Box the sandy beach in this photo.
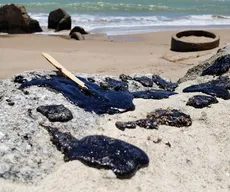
[1,29,230,81]
[1,29,230,192]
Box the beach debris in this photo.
[186,95,218,108]
[115,121,136,131]
[135,118,158,129]
[133,76,153,87]
[0,4,42,34]
[115,109,191,130]
[119,74,132,82]
[132,89,177,99]
[118,73,178,92]
[37,105,73,122]
[45,126,149,178]
[42,52,88,90]
[48,8,71,31]
[115,118,158,131]
[152,75,178,91]
[171,30,219,52]
[87,77,96,82]
[165,142,171,148]
[6,99,15,106]
[183,84,230,100]
[13,75,27,84]
[20,75,135,114]
[22,90,30,95]
[101,77,128,91]
[201,54,230,76]
[147,109,192,127]
[69,26,89,35]
[152,138,162,144]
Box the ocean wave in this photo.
[1,1,230,17]
[1,0,230,14]
[212,14,230,19]
[14,2,170,12]
[29,12,230,35]
[2,2,211,13]
[30,12,230,26]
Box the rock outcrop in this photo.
[48,8,71,32]
[69,26,89,35]
[178,43,230,83]
[70,32,85,40]
[0,4,42,34]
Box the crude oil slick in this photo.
[116,109,192,130]
[44,126,149,178]
[186,95,218,108]
[19,74,178,114]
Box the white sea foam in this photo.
[29,13,230,35]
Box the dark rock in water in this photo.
[0,4,42,34]
[147,109,192,127]
[48,8,71,31]
[133,76,153,87]
[28,19,42,33]
[135,118,158,129]
[45,126,149,178]
[186,95,218,108]
[56,16,71,32]
[69,26,88,35]
[201,54,230,76]
[132,89,177,99]
[37,105,73,122]
[13,75,27,84]
[183,84,230,100]
[19,75,135,114]
[119,74,132,82]
[70,32,84,40]
[115,121,136,131]
[152,75,178,91]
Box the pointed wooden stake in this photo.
[42,52,88,90]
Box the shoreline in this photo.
[36,24,230,36]
[89,24,230,36]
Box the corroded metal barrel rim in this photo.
[171,30,220,52]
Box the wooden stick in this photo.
[42,52,88,90]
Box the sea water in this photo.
[1,0,230,35]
